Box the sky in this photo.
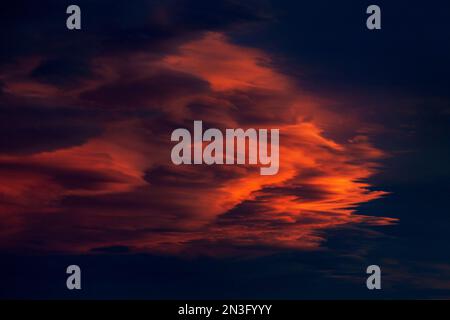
[1,0,450,299]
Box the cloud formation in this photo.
[0,4,396,255]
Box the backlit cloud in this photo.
[0,31,396,255]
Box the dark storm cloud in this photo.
[0,104,102,154]
[143,165,243,188]
[1,0,271,66]
[0,0,271,155]
[30,58,92,87]
[81,69,210,108]
[171,0,271,30]
[0,160,123,190]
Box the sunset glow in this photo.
[0,32,396,255]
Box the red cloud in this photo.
[0,32,396,255]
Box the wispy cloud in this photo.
[0,20,395,255]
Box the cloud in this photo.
[80,69,210,109]
[0,104,102,154]
[0,23,396,255]
[1,0,270,67]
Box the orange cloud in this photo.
[0,32,396,255]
